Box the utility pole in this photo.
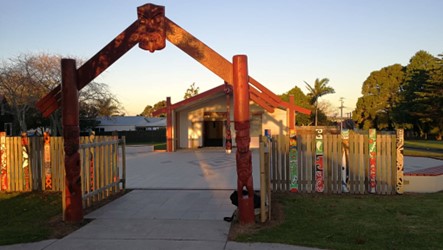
[339,97,345,129]
[339,97,345,118]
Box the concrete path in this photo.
[1,146,440,250]
[125,148,261,190]
[42,190,234,250]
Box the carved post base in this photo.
[233,55,254,224]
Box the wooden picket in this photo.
[79,135,125,208]
[0,135,126,208]
[263,128,401,195]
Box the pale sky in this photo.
[1,0,442,116]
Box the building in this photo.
[0,95,13,135]
[153,83,310,151]
[95,116,166,132]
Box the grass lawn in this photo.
[404,140,443,150]
[0,191,125,246]
[233,192,443,250]
[404,140,443,159]
[153,142,166,150]
[0,192,63,245]
[125,142,166,150]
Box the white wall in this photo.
[262,107,288,138]
[176,95,289,149]
[178,95,227,149]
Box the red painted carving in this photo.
[225,82,232,154]
[89,131,95,191]
[0,132,7,191]
[63,125,82,221]
[61,59,82,223]
[44,132,52,190]
[233,55,254,224]
[166,97,173,152]
[137,3,166,52]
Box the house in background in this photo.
[95,116,166,133]
[153,83,310,151]
[0,95,14,135]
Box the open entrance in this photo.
[35,3,310,224]
[203,120,223,147]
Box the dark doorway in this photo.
[203,121,223,147]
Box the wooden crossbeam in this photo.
[36,21,140,117]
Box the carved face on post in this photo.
[137,4,166,53]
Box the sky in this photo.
[1,0,442,116]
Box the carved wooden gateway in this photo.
[36,3,310,224]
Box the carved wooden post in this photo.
[233,55,254,224]
[166,97,173,152]
[0,132,7,191]
[44,132,52,190]
[21,132,31,191]
[396,129,404,194]
[225,82,232,154]
[288,95,299,193]
[61,59,83,223]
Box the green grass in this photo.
[404,140,443,159]
[0,192,62,245]
[404,148,443,159]
[153,142,166,150]
[405,140,443,150]
[125,142,166,150]
[235,192,443,250]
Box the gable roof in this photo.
[96,116,166,127]
[152,83,311,116]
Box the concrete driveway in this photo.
[125,148,261,190]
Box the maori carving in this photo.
[137,3,166,52]
[235,124,251,154]
[368,129,377,193]
[315,129,324,193]
[235,120,254,220]
[44,132,52,190]
[64,126,81,194]
[341,129,350,193]
[225,82,232,154]
[89,131,95,191]
[21,132,30,191]
[0,132,7,191]
[289,128,298,192]
[396,129,404,194]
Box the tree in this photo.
[79,82,124,117]
[353,64,405,130]
[279,85,313,125]
[78,81,124,131]
[141,105,154,117]
[183,82,199,99]
[96,98,122,117]
[0,54,56,134]
[0,53,123,135]
[396,50,441,138]
[140,100,166,117]
[408,52,443,139]
[317,100,335,117]
[304,78,335,126]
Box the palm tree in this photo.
[96,98,122,117]
[304,78,335,126]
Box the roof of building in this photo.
[152,83,311,116]
[96,116,166,127]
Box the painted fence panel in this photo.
[264,129,401,194]
[0,135,125,208]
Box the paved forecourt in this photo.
[124,148,262,190]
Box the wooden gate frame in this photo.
[36,3,310,224]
